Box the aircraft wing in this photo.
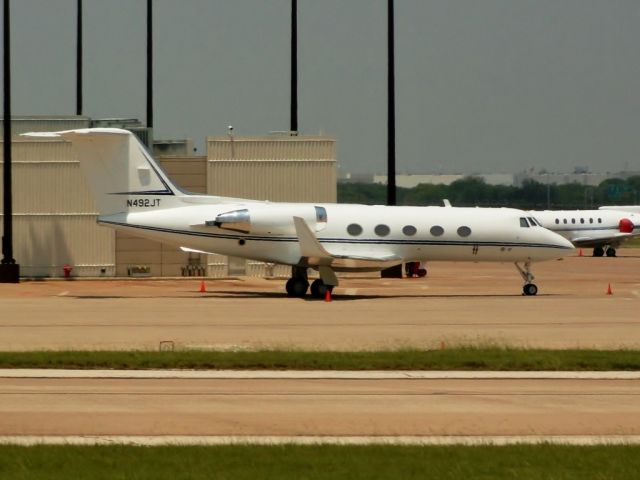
[293,216,402,269]
[570,232,637,247]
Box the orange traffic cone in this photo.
[199,280,206,293]
[606,283,612,295]
[578,249,583,257]
[325,288,332,302]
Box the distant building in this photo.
[340,173,516,187]
[514,170,640,187]
[339,170,640,188]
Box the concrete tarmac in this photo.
[1,252,639,350]
[1,372,639,437]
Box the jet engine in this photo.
[207,205,327,235]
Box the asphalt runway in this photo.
[1,371,639,438]
[1,252,639,350]
[1,254,640,444]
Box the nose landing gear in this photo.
[515,261,538,296]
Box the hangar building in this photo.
[0,116,336,278]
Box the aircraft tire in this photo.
[593,247,605,257]
[606,248,616,257]
[286,278,309,297]
[310,279,332,299]
[523,283,538,296]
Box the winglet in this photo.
[293,216,333,265]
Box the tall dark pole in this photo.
[1,0,19,282]
[387,0,396,206]
[76,0,82,115]
[381,0,402,279]
[290,0,298,133]
[146,0,153,129]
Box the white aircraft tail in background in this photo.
[24,128,574,297]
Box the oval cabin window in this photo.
[402,225,417,236]
[374,224,390,237]
[457,226,472,237]
[430,225,444,236]
[346,223,363,236]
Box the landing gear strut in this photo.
[514,261,538,296]
[286,266,309,297]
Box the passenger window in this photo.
[430,225,444,236]
[374,224,390,237]
[580,218,584,224]
[555,219,559,224]
[520,218,529,228]
[563,219,567,224]
[346,224,362,236]
[571,218,576,224]
[457,226,472,237]
[598,218,602,223]
[589,218,593,224]
[402,225,417,236]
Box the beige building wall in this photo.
[206,135,337,276]
[0,138,115,277]
[207,135,336,202]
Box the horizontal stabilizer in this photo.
[180,246,213,254]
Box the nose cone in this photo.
[619,218,634,234]
[545,229,575,256]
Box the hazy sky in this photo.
[5,0,640,175]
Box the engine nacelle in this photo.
[208,205,327,235]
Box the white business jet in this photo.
[599,205,640,213]
[529,209,640,257]
[24,129,573,297]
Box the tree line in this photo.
[338,176,640,210]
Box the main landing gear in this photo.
[514,261,538,296]
[285,266,309,297]
[285,266,335,299]
[593,246,616,257]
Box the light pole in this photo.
[1,0,19,282]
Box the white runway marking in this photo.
[1,369,640,380]
[1,435,640,446]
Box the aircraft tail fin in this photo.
[21,128,183,216]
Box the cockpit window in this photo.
[526,217,538,227]
[519,217,529,228]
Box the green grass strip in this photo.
[1,444,639,480]
[0,347,639,370]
